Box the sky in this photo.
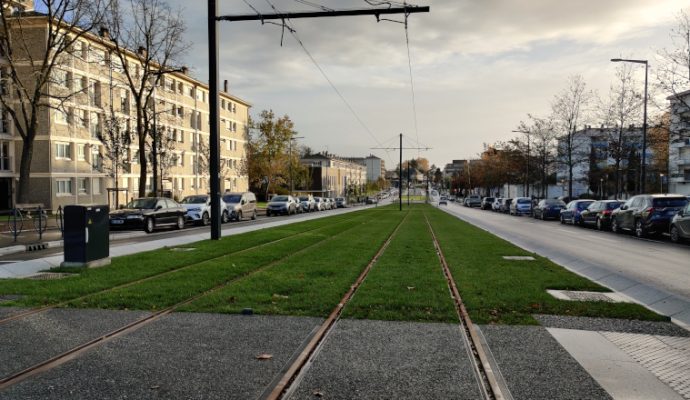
[163,0,688,169]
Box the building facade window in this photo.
[55,142,71,159]
[54,108,68,125]
[0,141,10,171]
[78,177,88,194]
[92,177,101,194]
[77,144,86,161]
[56,179,72,195]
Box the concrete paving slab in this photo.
[548,328,684,400]
[596,274,639,292]
[479,325,611,400]
[579,265,616,281]
[0,313,323,400]
[622,284,674,305]
[0,308,151,379]
[651,297,690,319]
[534,315,690,337]
[289,319,482,399]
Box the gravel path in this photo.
[534,315,690,336]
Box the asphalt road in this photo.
[440,202,690,302]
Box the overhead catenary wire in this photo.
[403,5,420,157]
[250,0,395,164]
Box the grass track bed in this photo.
[0,210,377,308]
[68,213,377,310]
[342,209,458,323]
[179,211,405,316]
[424,206,666,325]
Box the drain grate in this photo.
[603,332,690,399]
[547,289,631,303]
[24,272,75,280]
[26,243,47,251]
[502,256,535,261]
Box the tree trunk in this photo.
[16,138,34,204]
[136,107,147,196]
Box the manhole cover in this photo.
[547,289,630,303]
[503,256,535,261]
[170,247,196,252]
[25,272,75,280]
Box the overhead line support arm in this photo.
[217,7,430,22]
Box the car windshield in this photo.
[544,199,564,206]
[606,202,623,209]
[577,201,594,210]
[299,196,309,201]
[653,198,688,208]
[222,195,241,203]
[336,197,344,201]
[272,196,289,202]
[180,196,207,204]
[517,198,531,204]
[126,198,157,209]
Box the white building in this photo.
[668,90,690,195]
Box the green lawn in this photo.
[0,204,666,326]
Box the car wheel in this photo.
[635,219,645,238]
[611,218,620,233]
[222,210,229,224]
[251,211,257,220]
[176,216,185,230]
[237,211,243,221]
[670,225,681,243]
[596,218,603,231]
[201,212,210,226]
[266,210,271,217]
[144,217,155,234]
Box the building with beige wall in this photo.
[0,0,250,211]
[301,153,366,198]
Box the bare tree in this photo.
[0,0,107,203]
[98,114,131,207]
[103,0,188,197]
[552,75,592,198]
[656,10,690,108]
[598,63,643,198]
[516,115,558,198]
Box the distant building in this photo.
[300,153,366,197]
[343,154,385,182]
[667,90,690,195]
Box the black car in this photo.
[481,197,495,210]
[611,194,688,238]
[670,201,690,243]
[109,197,186,233]
[532,199,566,220]
[579,200,623,230]
[560,200,595,225]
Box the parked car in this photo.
[509,197,532,216]
[335,197,347,208]
[328,198,337,210]
[222,191,257,221]
[670,200,690,243]
[366,196,378,205]
[266,195,298,216]
[578,200,623,230]
[464,195,482,207]
[560,199,595,225]
[492,198,503,211]
[298,195,316,213]
[481,197,495,210]
[439,196,448,206]
[611,194,688,237]
[314,197,326,211]
[532,199,566,220]
[109,197,186,233]
[500,198,513,213]
[180,195,228,225]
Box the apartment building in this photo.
[344,155,385,182]
[668,90,690,195]
[300,153,366,197]
[0,0,250,211]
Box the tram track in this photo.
[0,212,373,326]
[0,212,384,390]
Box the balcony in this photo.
[676,158,690,166]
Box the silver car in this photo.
[180,195,229,225]
[222,192,257,221]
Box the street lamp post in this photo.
[660,173,665,194]
[611,58,648,193]
[288,136,304,195]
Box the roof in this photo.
[667,88,690,101]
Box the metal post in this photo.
[399,133,402,211]
[641,62,648,193]
[526,133,530,197]
[407,161,410,207]
[208,0,221,239]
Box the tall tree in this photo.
[246,110,297,200]
[657,10,690,109]
[0,0,107,203]
[103,0,188,197]
[598,63,643,198]
[552,75,592,199]
[517,115,559,198]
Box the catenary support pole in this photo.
[399,133,402,211]
[208,0,221,240]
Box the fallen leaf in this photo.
[150,385,160,390]
[272,293,289,299]
[256,353,273,361]
[407,286,415,291]
[312,389,324,397]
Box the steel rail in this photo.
[265,212,409,400]
[0,212,372,326]
[424,214,504,400]
[0,212,382,390]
